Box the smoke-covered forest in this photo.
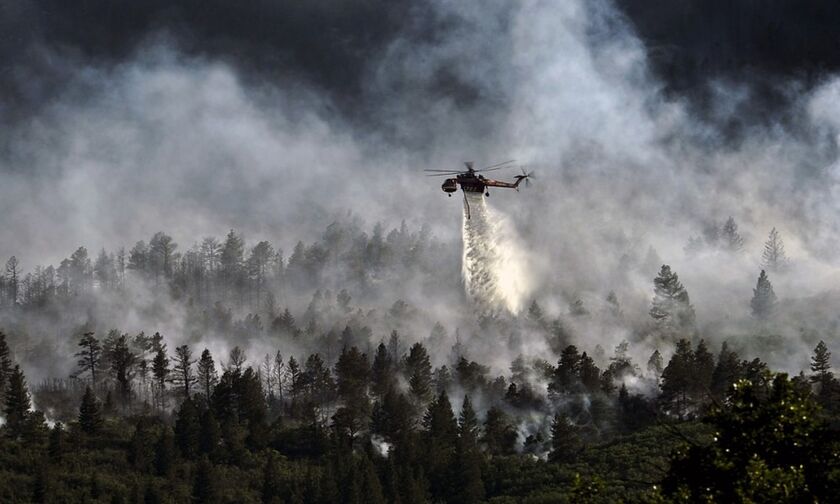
[6,0,840,502]
[0,214,839,503]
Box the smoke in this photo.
[6,0,840,392]
[461,193,534,316]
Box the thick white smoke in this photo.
[461,192,535,315]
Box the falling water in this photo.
[462,193,534,316]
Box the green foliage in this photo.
[663,373,840,501]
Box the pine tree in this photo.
[405,343,433,403]
[549,345,581,395]
[0,331,13,402]
[455,395,484,504]
[721,216,744,252]
[692,340,715,400]
[481,406,517,455]
[647,349,663,380]
[750,270,777,320]
[4,365,30,438]
[174,398,200,458]
[197,348,218,399]
[4,256,19,306]
[75,332,102,386]
[810,341,833,387]
[172,344,196,398]
[659,339,694,418]
[371,342,393,397]
[761,227,789,272]
[108,334,136,403]
[78,386,103,435]
[711,342,741,399]
[152,344,170,408]
[650,265,695,331]
[549,412,580,463]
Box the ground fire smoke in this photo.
[461,193,534,316]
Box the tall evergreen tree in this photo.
[108,334,136,403]
[455,395,484,504]
[761,227,789,272]
[371,342,393,397]
[4,256,19,306]
[721,216,744,252]
[0,331,14,402]
[197,348,218,399]
[481,406,517,456]
[4,365,30,438]
[810,341,833,387]
[75,332,102,386]
[152,344,170,408]
[172,344,196,398]
[549,412,581,463]
[647,349,663,380]
[659,339,694,418]
[750,270,777,320]
[711,342,741,399]
[650,265,695,331]
[78,386,103,435]
[174,398,200,458]
[405,343,433,403]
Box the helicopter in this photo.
[425,160,533,219]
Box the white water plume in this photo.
[462,193,534,315]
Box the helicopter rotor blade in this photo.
[480,159,516,170]
[424,169,463,173]
[474,165,515,173]
[426,173,459,177]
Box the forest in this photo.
[0,217,837,503]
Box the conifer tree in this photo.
[172,344,196,398]
[78,386,103,435]
[481,406,517,455]
[659,339,694,418]
[711,342,741,399]
[0,331,13,402]
[371,342,393,397]
[175,398,200,458]
[4,365,30,438]
[810,341,833,387]
[650,265,695,331]
[405,343,433,403]
[455,395,484,504]
[108,334,136,402]
[761,227,788,272]
[75,332,102,386]
[152,344,170,408]
[750,270,777,320]
[549,412,580,463]
[692,339,715,399]
[647,349,663,380]
[197,348,218,400]
[721,216,744,252]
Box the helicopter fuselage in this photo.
[441,170,524,196]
